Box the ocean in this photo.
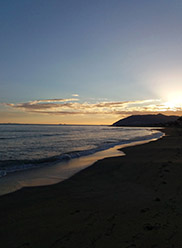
[0,124,163,178]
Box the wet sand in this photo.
[1,127,182,248]
[0,137,161,196]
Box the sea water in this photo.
[0,124,163,177]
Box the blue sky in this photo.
[1,0,182,124]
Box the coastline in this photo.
[0,130,163,196]
[1,127,182,247]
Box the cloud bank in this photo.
[3,97,178,117]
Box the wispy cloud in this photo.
[3,98,169,116]
[29,98,79,104]
[72,94,79,97]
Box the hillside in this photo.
[112,114,179,127]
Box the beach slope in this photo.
[0,128,182,248]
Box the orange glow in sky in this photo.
[1,96,182,125]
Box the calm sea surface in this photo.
[0,125,163,177]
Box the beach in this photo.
[0,127,182,248]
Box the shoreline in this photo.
[1,127,182,247]
[0,130,163,196]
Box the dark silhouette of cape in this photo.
[112,114,179,127]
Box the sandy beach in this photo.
[0,127,182,248]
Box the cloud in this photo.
[72,94,79,97]
[3,98,79,110]
[29,98,79,104]
[3,98,170,116]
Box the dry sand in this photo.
[0,127,182,248]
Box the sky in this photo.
[1,0,182,124]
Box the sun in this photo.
[163,93,182,110]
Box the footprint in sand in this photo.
[143,223,161,231]
[154,197,161,202]
[140,208,150,213]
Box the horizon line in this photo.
[0,123,107,126]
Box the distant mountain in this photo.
[170,116,182,127]
[112,114,179,127]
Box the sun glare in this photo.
[163,93,182,110]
